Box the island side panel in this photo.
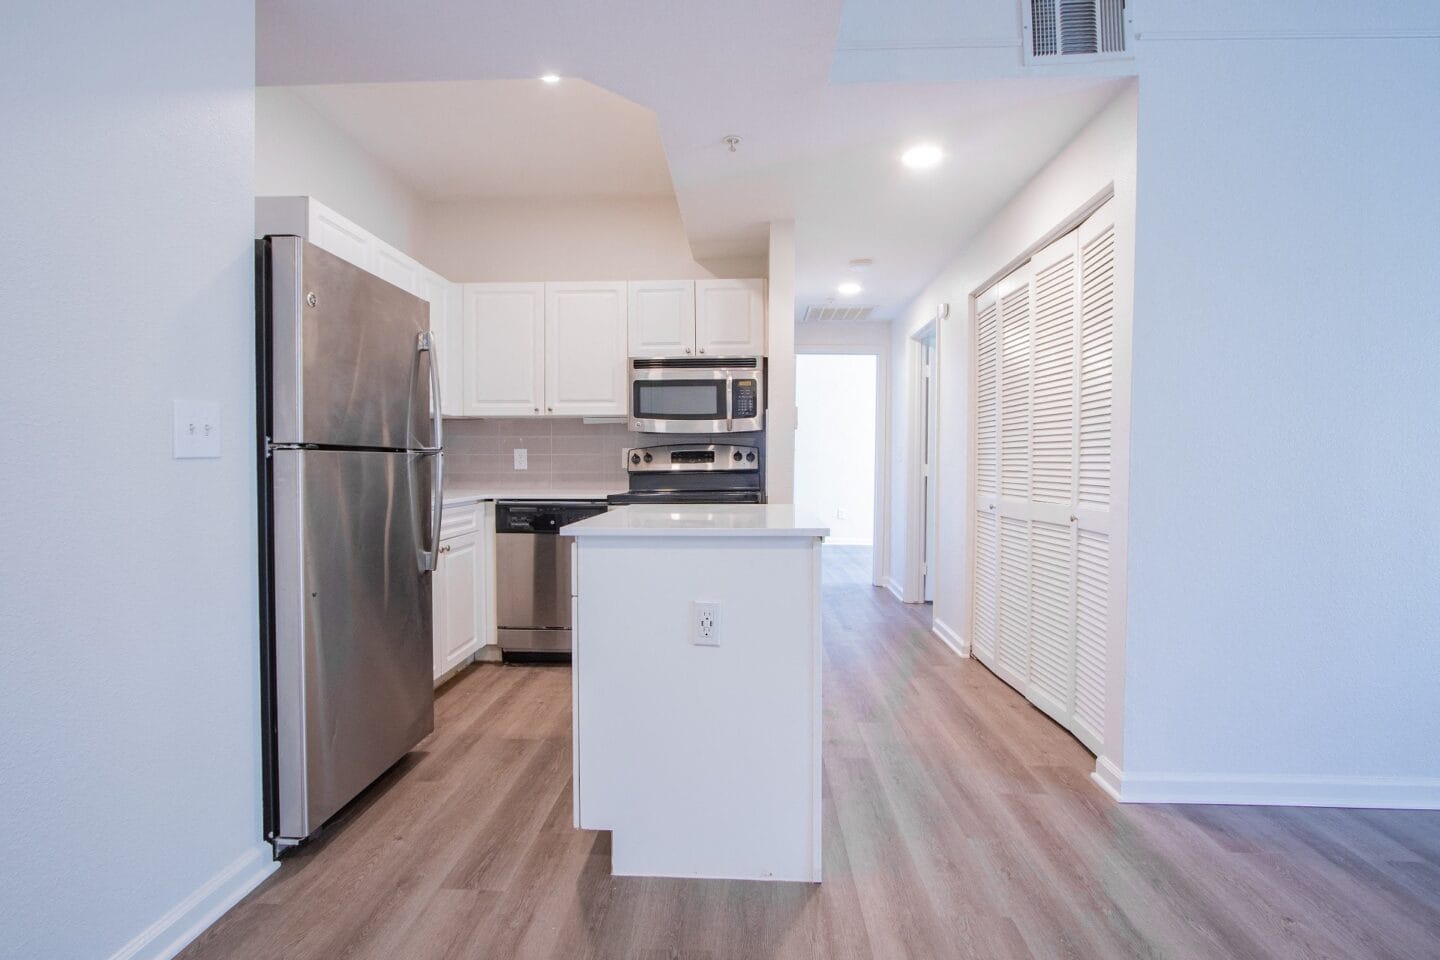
[573,534,821,882]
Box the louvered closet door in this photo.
[1069,200,1120,753]
[992,266,1032,693]
[1025,231,1081,728]
[968,200,1119,758]
[971,287,1000,666]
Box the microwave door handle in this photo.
[725,374,733,432]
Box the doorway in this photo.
[795,354,880,580]
[920,333,938,603]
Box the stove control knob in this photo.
[733,451,743,461]
[745,452,756,462]
[643,453,654,463]
[630,453,641,465]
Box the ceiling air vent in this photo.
[1025,0,1128,60]
[802,304,876,324]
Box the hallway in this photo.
[182,546,1440,960]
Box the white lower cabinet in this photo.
[433,502,494,684]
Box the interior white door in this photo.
[545,282,628,416]
[1024,231,1082,727]
[695,279,766,356]
[629,280,695,357]
[462,283,546,417]
[971,286,1000,665]
[1070,201,1121,753]
[993,264,1033,693]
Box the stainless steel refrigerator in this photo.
[256,236,442,851]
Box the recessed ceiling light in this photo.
[540,74,561,84]
[837,282,863,297]
[901,143,944,170]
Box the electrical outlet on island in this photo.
[513,448,528,470]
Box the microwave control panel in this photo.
[732,379,759,419]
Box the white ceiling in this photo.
[290,80,673,200]
[257,0,1131,320]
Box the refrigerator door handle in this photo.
[418,331,444,573]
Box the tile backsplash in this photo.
[443,418,632,488]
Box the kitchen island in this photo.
[560,504,828,882]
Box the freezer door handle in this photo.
[418,331,444,573]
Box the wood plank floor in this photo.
[181,546,1440,960]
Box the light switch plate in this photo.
[513,448,528,470]
[173,400,221,459]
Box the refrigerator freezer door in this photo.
[271,447,436,841]
[268,236,433,450]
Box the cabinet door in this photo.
[545,282,628,416]
[462,283,546,417]
[372,243,420,294]
[306,202,373,272]
[628,281,695,357]
[695,279,766,357]
[436,532,479,680]
[417,270,463,417]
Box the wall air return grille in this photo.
[802,304,876,324]
[1026,0,1128,60]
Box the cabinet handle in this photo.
[548,405,554,412]
[699,347,705,354]
[439,543,452,554]
[685,347,692,354]
[1070,515,1078,523]
[533,406,539,413]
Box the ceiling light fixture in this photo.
[837,281,863,297]
[540,74,561,84]
[901,143,944,170]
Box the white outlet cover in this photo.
[513,448,528,470]
[692,600,721,646]
[173,400,221,459]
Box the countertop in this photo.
[560,504,830,539]
[442,483,626,507]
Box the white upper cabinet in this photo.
[307,203,373,272]
[546,282,629,416]
[695,279,766,357]
[372,244,421,294]
[416,269,462,417]
[462,283,547,417]
[629,280,697,357]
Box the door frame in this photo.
[902,315,941,604]
[794,344,890,587]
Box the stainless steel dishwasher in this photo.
[495,500,607,661]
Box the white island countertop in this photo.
[561,503,830,539]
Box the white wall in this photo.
[1120,24,1440,803]
[795,355,878,544]
[256,86,425,255]
[415,196,764,282]
[891,85,1138,675]
[766,221,798,503]
[0,3,273,959]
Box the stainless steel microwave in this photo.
[629,357,764,433]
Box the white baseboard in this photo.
[882,577,906,603]
[1091,755,1124,801]
[108,845,277,960]
[1093,762,1440,809]
[931,618,969,658]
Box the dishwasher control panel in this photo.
[496,500,608,534]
